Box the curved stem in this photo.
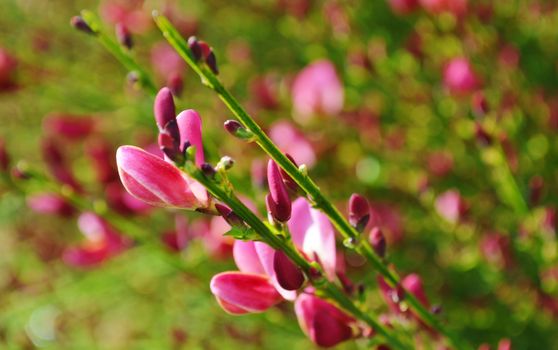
[153,14,467,350]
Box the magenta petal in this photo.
[295,294,354,348]
[176,109,204,166]
[266,160,291,222]
[289,197,314,248]
[210,272,283,314]
[116,146,203,209]
[63,246,109,267]
[233,240,265,275]
[402,273,429,308]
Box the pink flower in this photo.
[435,189,466,224]
[420,0,468,16]
[269,121,316,167]
[294,293,355,347]
[210,197,337,309]
[388,0,419,15]
[0,48,17,91]
[443,57,479,95]
[63,212,131,267]
[43,113,96,141]
[151,42,186,94]
[116,102,209,210]
[27,193,74,217]
[99,0,151,34]
[291,60,344,123]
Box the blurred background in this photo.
[1,0,558,349]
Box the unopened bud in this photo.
[369,227,386,258]
[205,50,219,75]
[217,156,234,171]
[158,132,181,162]
[280,153,299,193]
[115,23,133,49]
[348,193,370,232]
[188,36,202,61]
[273,250,304,290]
[224,120,254,140]
[0,138,9,172]
[266,160,291,222]
[215,203,244,227]
[70,16,95,35]
[471,92,489,118]
[154,87,177,132]
[201,163,216,178]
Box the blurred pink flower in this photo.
[99,0,151,34]
[43,113,96,141]
[291,60,344,123]
[420,0,468,16]
[480,233,513,269]
[63,212,131,267]
[27,193,74,217]
[0,48,17,91]
[151,42,186,95]
[388,0,419,15]
[435,189,466,224]
[269,121,316,167]
[294,293,356,347]
[443,57,479,95]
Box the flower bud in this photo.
[266,160,291,222]
[201,163,217,178]
[280,153,299,193]
[348,193,370,232]
[369,227,386,258]
[224,120,254,141]
[70,16,95,35]
[205,50,219,75]
[215,203,244,228]
[217,156,235,171]
[115,23,133,49]
[273,250,304,291]
[0,138,9,172]
[154,87,177,132]
[187,36,202,61]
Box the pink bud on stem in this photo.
[115,23,133,49]
[369,227,386,258]
[266,160,291,222]
[70,16,95,35]
[348,193,370,232]
[273,250,304,291]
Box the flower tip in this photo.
[348,193,370,231]
[154,87,176,130]
[273,250,305,291]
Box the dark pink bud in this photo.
[215,203,244,228]
[115,23,133,49]
[475,122,492,146]
[158,132,181,162]
[529,175,544,206]
[402,274,429,308]
[187,36,202,60]
[266,160,291,222]
[154,87,177,131]
[0,138,9,172]
[224,120,254,140]
[471,92,489,117]
[198,41,211,59]
[42,138,82,192]
[280,153,299,193]
[369,227,386,258]
[348,193,370,231]
[70,16,94,35]
[205,50,219,75]
[273,250,304,291]
[201,163,217,178]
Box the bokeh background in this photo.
[1,0,558,349]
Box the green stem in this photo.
[153,13,466,350]
[185,166,409,350]
[80,10,157,95]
